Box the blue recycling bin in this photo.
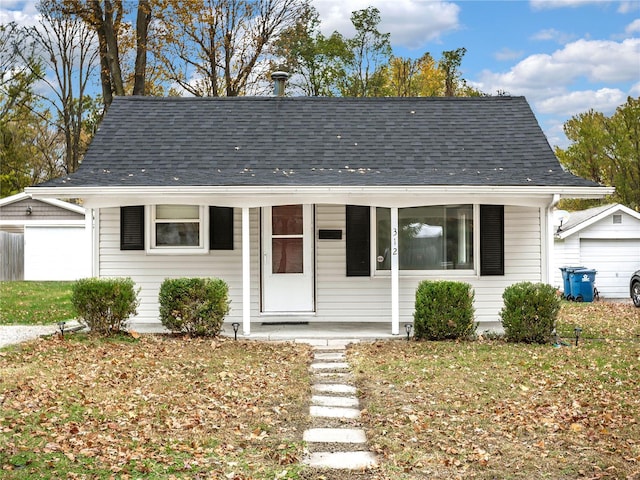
[569,268,597,302]
[559,266,585,299]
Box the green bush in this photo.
[413,280,475,340]
[159,277,230,337]
[500,282,560,344]
[71,278,139,335]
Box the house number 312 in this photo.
[392,227,398,256]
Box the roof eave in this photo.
[26,184,614,209]
[557,202,640,239]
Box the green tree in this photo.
[556,96,640,211]
[0,23,42,124]
[339,6,391,97]
[272,5,350,96]
[440,47,467,97]
[0,22,55,197]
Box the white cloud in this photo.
[531,28,577,44]
[312,0,460,50]
[494,48,524,61]
[0,0,39,26]
[475,38,640,98]
[618,1,640,14]
[536,88,626,116]
[626,19,640,34]
[530,0,609,11]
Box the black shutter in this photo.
[210,206,234,250]
[120,206,144,250]
[346,205,370,276]
[480,205,504,276]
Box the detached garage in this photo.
[554,204,640,298]
[0,193,91,281]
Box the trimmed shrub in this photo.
[71,277,139,335]
[413,280,475,340]
[159,277,230,337]
[500,282,560,344]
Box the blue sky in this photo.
[314,0,640,147]
[2,0,639,148]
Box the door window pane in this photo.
[272,205,303,235]
[272,238,303,273]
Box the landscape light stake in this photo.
[574,327,582,346]
[405,323,413,340]
[231,322,240,341]
[58,321,66,337]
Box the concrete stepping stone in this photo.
[312,384,356,395]
[314,352,345,361]
[304,451,378,469]
[312,395,359,407]
[313,372,351,379]
[310,362,349,370]
[312,345,346,352]
[303,428,367,444]
[310,405,361,419]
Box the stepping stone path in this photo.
[302,342,378,471]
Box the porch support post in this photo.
[242,207,251,336]
[391,207,400,335]
[85,208,95,277]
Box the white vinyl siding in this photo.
[99,207,260,327]
[98,204,543,331]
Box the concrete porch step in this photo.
[313,352,346,361]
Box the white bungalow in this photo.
[27,94,612,334]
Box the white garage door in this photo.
[580,239,640,298]
[24,225,90,281]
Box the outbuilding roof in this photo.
[37,96,597,188]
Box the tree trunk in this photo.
[133,0,151,96]
[100,0,125,96]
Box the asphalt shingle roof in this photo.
[39,96,598,188]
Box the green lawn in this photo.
[0,281,75,325]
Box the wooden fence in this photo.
[0,231,24,281]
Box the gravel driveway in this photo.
[0,323,82,348]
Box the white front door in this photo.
[262,204,315,312]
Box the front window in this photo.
[150,205,205,251]
[376,205,473,271]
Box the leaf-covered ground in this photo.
[348,302,640,479]
[0,335,311,479]
[1,301,639,479]
[556,301,640,340]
